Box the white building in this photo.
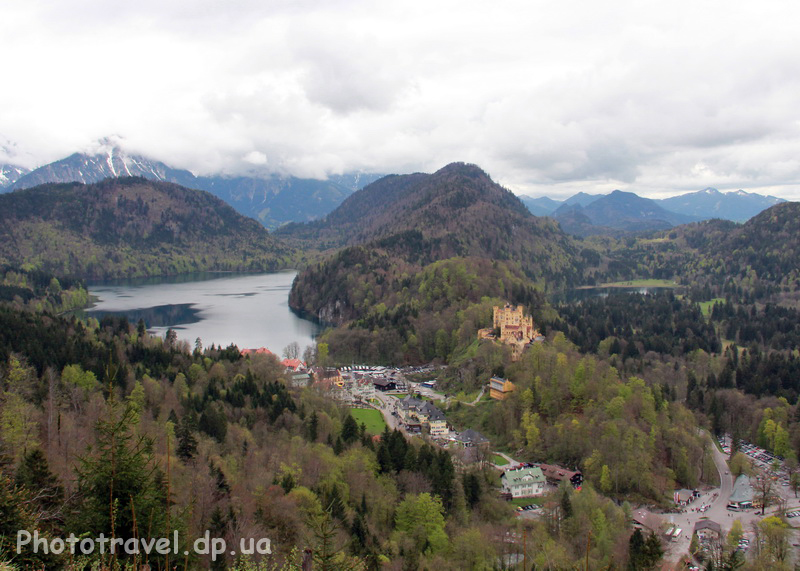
[501,466,546,498]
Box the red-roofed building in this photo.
[282,358,305,372]
[242,347,273,356]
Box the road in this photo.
[660,432,800,563]
[372,392,403,432]
[659,433,738,562]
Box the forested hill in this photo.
[0,177,294,279]
[283,162,582,278]
[604,201,800,302]
[277,162,576,263]
[679,201,800,297]
[287,163,592,363]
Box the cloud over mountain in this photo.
[3,0,800,199]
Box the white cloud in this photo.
[2,0,800,199]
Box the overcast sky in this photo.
[2,0,799,199]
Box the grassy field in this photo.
[698,298,725,317]
[349,407,387,434]
[492,453,509,466]
[451,390,481,404]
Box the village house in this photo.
[693,519,722,542]
[281,358,306,372]
[501,466,546,498]
[241,347,273,357]
[489,376,516,400]
[451,429,491,464]
[373,378,397,392]
[632,510,666,538]
[538,463,584,488]
[290,372,310,388]
[673,489,697,506]
[452,428,490,448]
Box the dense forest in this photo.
[0,298,680,570]
[0,178,294,279]
[3,168,800,569]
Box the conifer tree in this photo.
[341,414,359,444]
[16,448,63,526]
[69,400,168,563]
[176,412,198,462]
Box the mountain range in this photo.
[2,141,790,238]
[2,144,381,230]
[519,187,787,235]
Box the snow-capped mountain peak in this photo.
[0,164,30,190]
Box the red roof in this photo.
[282,358,304,370]
[242,347,272,355]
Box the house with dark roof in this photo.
[538,463,583,488]
[453,429,490,448]
[397,396,448,436]
[373,378,397,392]
[693,519,722,541]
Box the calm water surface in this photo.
[86,271,320,352]
[551,286,678,304]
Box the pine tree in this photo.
[69,400,168,563]
[176,412,199,462]
[628,528,645,570]
[462,472,481,508]
[16,448,64,527]
[341,414,359,444]
[334,436,345,455]
[0,474,61,569]
[307,411,319,441]
[325,484,346,521]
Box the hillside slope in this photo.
[280,163,579,277]
[285,163,589,362]
[0,177,293,279]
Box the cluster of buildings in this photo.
[396,395,448,436]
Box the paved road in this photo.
[660,433,736,562]
[372,392,403,432]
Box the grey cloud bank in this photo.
[2,0,799,200]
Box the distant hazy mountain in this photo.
[657,187,786,222]
[554,190,697,236]
[0,164,29,189]
[8,144,379,229]
[563,192,603,207]
[519,195,563,216]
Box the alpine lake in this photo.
[82,271,320,353]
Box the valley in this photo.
[1,162,800,570]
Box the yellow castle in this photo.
[478,303,540,360]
